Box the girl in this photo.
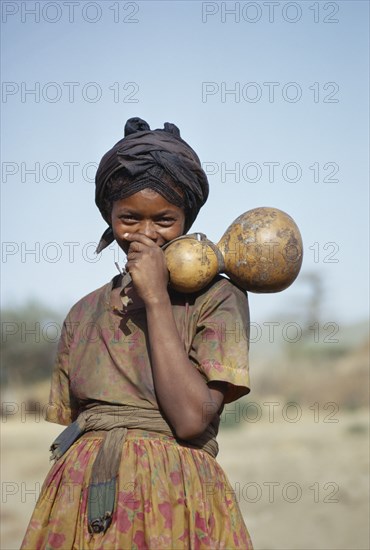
[21,118,253,549]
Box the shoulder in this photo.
[171,276,249,323]
[195,276,249,309]
[65,276,118,321]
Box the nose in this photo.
[140,221,158,241]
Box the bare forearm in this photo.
[122,232,225,438]
[145,294,221,439]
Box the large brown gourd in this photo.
[164,207,303,293]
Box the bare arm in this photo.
[124,233,226,440]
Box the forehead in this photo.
[112,188,185,215]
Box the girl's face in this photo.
[111,188,186,254]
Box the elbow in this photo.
[176,426,206,441]
[173,414,208,441]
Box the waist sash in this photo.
[50,404,219,534]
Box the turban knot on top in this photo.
[95,117,209,253]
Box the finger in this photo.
[125,260,139,272]
[127,240,145,254]
[123,232,158,247]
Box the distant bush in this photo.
[1,302,62,387]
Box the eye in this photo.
[119,215,138,224]
[156,217,175,226]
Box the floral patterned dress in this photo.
[21,275,253,549]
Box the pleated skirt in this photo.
[21,430,253,549]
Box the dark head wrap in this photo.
[95,117,209,253]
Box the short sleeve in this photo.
[189,280,250,403]
[45,315,79,425]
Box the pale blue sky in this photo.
[1,0,369,325]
